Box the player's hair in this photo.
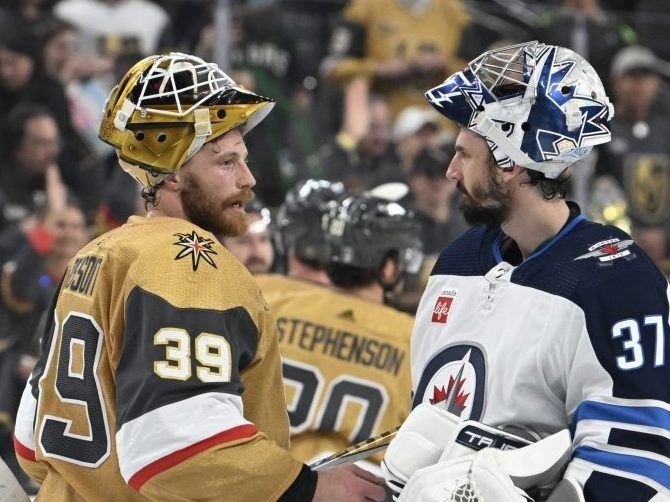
[487,147,571,201]
[326,250,399,289]
[524,168,571,200]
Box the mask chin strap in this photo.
[181,108,213,166]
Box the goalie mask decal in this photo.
[413,344,485,420]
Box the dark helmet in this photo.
[277,179,345,266]
[326,194,423,273]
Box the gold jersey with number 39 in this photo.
[14,216,304,502]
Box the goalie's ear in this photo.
[498,429,572,491]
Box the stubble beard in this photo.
[180,174,252,237]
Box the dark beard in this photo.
[180,175,252,237]
[458,178,512,228]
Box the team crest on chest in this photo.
[574,238,635,264]
[173,231,218,271]
[413,344,486,420]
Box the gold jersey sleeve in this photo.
[256,274,414,465]
[328,0,470,118]
[14,217,306,502]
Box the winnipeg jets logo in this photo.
[414,344,486,420]
[173,231,218,271]
[429,350,472,416]
[574,238,634,263]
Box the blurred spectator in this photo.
[407,146,466,256]
[533,0,636,89]
[593,45,670,273]
[595,46,670,231]
[0,0,55,37]
[0,165,89,491]
[40,19,114,155]
[323,0,470,121]
[54,0,170,57]
[0,105,60,230]
[310,93,400,194]
[222,198,275,274]
[0,104,102,227]
[393,105,444,175]
[0,29,92,167]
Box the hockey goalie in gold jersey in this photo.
[258,183,422,468]
[13,53,385,502]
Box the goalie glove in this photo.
[398,429,572,502]
[381,404,532,499]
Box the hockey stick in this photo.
[309,425,400,471]
[0,455,30,502]
[311,353,474,471]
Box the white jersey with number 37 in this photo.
[411,215,670,501]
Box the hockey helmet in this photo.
[99,52,274,188]
[245,197,273,235]
[425,41,614,179]
[326,194,423,274]
[277,179,345,266]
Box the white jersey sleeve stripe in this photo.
[13,381,37,460]
[572,400,670,432]
[116,391,255,489]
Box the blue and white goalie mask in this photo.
[425,41,614,179]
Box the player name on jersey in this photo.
[65,254,103,296]
[276,316,405,376]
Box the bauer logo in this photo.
[432,294,455,324]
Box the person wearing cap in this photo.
[13,52,385,502]
[594,45,670,271]
[393,106,444,174]
[222,198,276,275]
[382,41,670,501]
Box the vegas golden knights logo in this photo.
[624,153,670,225]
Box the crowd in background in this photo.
[1,0,670,492]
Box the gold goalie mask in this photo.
[99,52,275,189]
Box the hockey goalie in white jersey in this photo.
[382,41,670,501]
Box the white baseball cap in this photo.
[393,106,440,141]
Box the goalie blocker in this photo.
[382,404,576,501]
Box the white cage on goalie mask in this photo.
[425,41,614,179]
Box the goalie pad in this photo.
[546,478,585,502]
[398,429,572,502]
[381,404,533,498]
